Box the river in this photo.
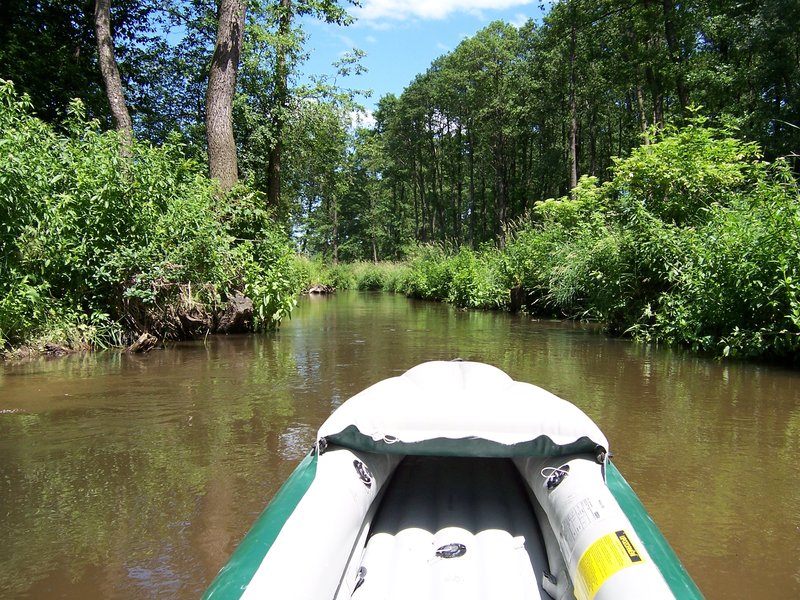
[1,292,798,598]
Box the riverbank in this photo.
[321,120,800,362]
[0,81,302,358]
[3,78,798,363]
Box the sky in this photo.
[299,0,547,119]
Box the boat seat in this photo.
[350,456,550,600]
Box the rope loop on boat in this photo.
[353,459,374,488]
[313,437,328,456]
[541,464,570,490]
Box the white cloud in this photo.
[510,12,530,28]
[350,109,376,130]
[365,35,378,44]
[338,34,356,48]
[354,0,536,22]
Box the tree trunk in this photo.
[332,191,339,264]
[662,0,689,113]
[94,0,133,148]
[568,18,579,192]
[468,131,476,248]
[636,81,650,144]
[206,0,246,194]
[589,109,597,176]
[455,124,463,244]
[412,159,420,242]
[496,168,508,248]
[642,0,664,127]
[268,0,292,209]
[416,147,429,242]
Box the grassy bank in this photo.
[6,73,797,364]
[325,119,800,361]
[295,258,410,294]
[0,81,302,355]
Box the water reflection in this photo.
[1,291,799,599]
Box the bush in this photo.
[297,259,411,294]
[379,263,412,293]
[446,247,507,309]
[401,245,507,309]
[504,117,800,359]
[353,263,385,291]
[610,115,762,225]
[632,163,800,357]
[0,80,299,349]
[402,245,455,301]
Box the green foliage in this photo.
[610,116,763,225]
[446,248,507,309]
[631,162,800,357]
[366,1,799,253]
[292,255,331,290]
[326,263,357,291]
[0,81,299,349]
[379,263,412,293]
[297,259,410,293]
[351,263,385,291]
[501,119,800,359]
[403,245,457,302]
[403,245,507,309]
[347,262,412,292]
[0,0,106,123]
[313,115,800,362]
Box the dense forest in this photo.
[367,0,800,252]
[1,0,799,359]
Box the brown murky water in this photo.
[1,292,799,599]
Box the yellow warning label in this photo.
[574,530,646,600]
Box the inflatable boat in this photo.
[203,361,703,600]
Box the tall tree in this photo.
[262,0,355,209]
[206,0,246,193]
[267,0,292,208]
[94,0,133,147]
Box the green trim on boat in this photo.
[606,460,704,599]
[202,451,318,599]
[328,424,604,458]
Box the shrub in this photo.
[610,115,762,225]
[446,247,507,309]
[0,80,299,349]
[632,162,800,358]
[504,117,800,358]
[327,263,357,291]
[379,263,412,293]
[353,263,385,291]
[402,245,455,301]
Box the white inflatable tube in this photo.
[516,455,674,600]
[242,447,401,600]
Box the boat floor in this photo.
[351,456,550,600]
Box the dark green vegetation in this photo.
[0,81,300,350]
[316,119,800,359]
[403,122,800,360]
[312,0,800,360]
[0,0,358,352]
[1,0,799,360]
[360,0,800,251]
